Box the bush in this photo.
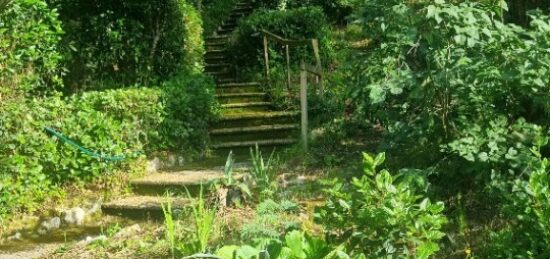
[343,1,549,168]
[228,7,333,74]
[0,0,64,99]
[483,138,550,257]
[316,152,447,258]
[52,0,204,92]
[252,0,355,24]
[0,73,217,220]
[201,0,239,36]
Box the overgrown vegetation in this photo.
[2,0,549,258]
[0,0,215,221]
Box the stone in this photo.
[76,235,107,246]
[113,224,142,240]
[40,217,61,232]
[147,157,161,173]
[7,232,22,241]
[62,207,86,226]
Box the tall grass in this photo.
[187,184,216,254]
[161,193,177,258]
[250,144,278,192]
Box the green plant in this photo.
[228,7,333,74]
[483,137,550,257]
[181,185,217,255]
[0,73,216,220]
[316,152,447,258]
[0,0,64,99]
[216,230,350,259]
[201,0,239,36]
[249,145,278,197]
[51,0,204,91]
[215,151,252,206]
[240,199,300,247]
[162,194,177,258]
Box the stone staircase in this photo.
[205,1,300,156]
[102,0,299,218]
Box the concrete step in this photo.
[206,63,231,73]
[205,35,229,44]
[206,43,227,51]
[216,92,267,104]
[221,102,272,109]
[207,71,235,79]
[211,124,300,135]
[102,196,191,219]
[130,170,233,195]
[210,124,299,143]
[212,138,298,149]
[217,28,234,35]
[217,77,237,84]
[216,82,262,94]
[217,110,300,128]
[205,55,227,64]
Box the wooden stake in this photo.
[300,60,308,152]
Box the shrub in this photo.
[0,72,216,220]
[483,138,550,257]
[343,1,549,168]
[201,0,239,36]
[316,152,447,258]
[52,0,204,92]
[228,7,333,74]
[0,96,144,218]
[0,0,64,99]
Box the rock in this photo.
[113,224,142,240]
[62,207,86,226]
[147,157,161,173]
[39,217,61,232]
[76,235,107,246]
[7,232,22,241]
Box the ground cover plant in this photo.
[0,0,548,258]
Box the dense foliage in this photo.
[51,0,204,92]
[228,7,333,74]
[253,0,355,24]
[0,0,64,99]
[324,0,550,256]
[317,153,447,258]
[0,72,216,219]
[201,0,239,36]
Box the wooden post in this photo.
[300,60,308,152]
[311,39,324,98]
[285,44,291,93]
[263,35,270,86]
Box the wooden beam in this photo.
[261,29,311,45]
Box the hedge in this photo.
[0,72,217,219]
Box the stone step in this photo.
[206,63,231,73]
[205,35,229,44]
[206,43,227,52]
[211,124,300,135]
[207,71,235,79]
[217,28,234,35]
[206,49,227,55]
[210,124,299,143]
[217,77,237,84]
[216,92,267,104]
[216,83,262,94]
[130,170,232,195]
[212,138,298,149]
[221,102,272,109]
[205,55,227,64]
[217,110,300,128]
[102,196,191,219]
